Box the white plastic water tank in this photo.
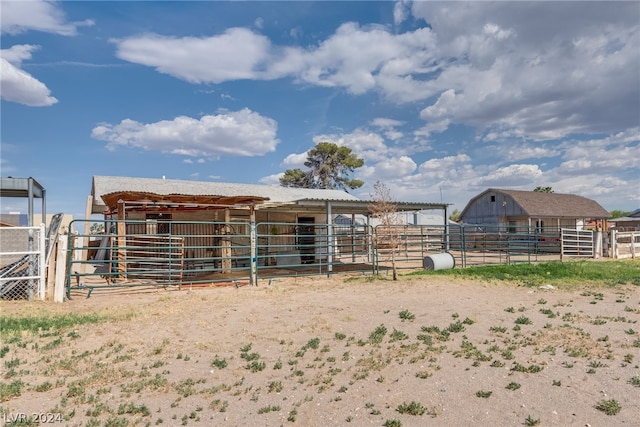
[422,252,455,270]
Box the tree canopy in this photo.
[533,186,554,193]
[279,142,364,191]
[610,210,631,219]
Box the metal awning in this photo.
[0,177,46,226]
[258,199,449,216]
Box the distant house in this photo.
[610,209,640,231]
[459,188,611,231]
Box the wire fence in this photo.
[0,225,46,300]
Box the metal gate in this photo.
[0,224,46,300]
[561,228,594,258]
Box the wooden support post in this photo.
[250,205,257,286]
[117,200,126,279]
[222,208,232,272]
[80,195,92,273]
[54,234,67,303]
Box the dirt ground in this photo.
[1,274,639,426]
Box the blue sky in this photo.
[1,0,639,220]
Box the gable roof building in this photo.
[460,188,611,229]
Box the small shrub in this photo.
[369,324,387,344]
[389,328,408,342]
[595,399,621,415]
[268,381,283,393]
[0,380,23,400]
[476,390,492,398]
[397,401,426,416]
[524,415,541,426]
[399,310,415,321]
[447,321,465,333]
[257,405,280,414]
[35,381,53,392]
[515,316,532,325]
[211,356,227,369]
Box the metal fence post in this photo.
[38,223,46,300]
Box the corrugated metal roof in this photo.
[92,175,360,211]
[90,175,448,215]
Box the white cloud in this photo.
[503,145,560,162]
[91,108,279,157]
[393,0,410,26]
[0,45,58,106]
[371,117,405,141]
[410,1,639,139]
[371,118,404,128]
[112,3,638,144]
[1,0,93,36]
[259,173,283,185]
[478,164,543,187]
[367,156,417,180]
[114,28,273,84]
[281,152,307,168]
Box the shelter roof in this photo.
[0,177,45,198]
[91,176,448,216]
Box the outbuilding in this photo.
[459,188,611,232]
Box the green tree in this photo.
[280,142,364,191]
[449,209,461,222]
[533,186,554,193]
[610,210,631,219]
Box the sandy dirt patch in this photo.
[1,275,639,426]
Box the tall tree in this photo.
[280,142,364,191]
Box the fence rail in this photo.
[561,228,594,259]
[611,230,639,259]
[64,220,575,297]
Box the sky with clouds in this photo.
[1,0,639,219]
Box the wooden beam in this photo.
[117,200,126,280]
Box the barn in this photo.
[460,188,611,232]
[77,176,449,287]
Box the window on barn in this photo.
[508,221,517,234]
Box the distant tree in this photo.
[449,209,461,222]
[610,210,631,219]
[280,142,364,191]
[534,186,554,193]
[368,181,401,280]
[90,223,105,234]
